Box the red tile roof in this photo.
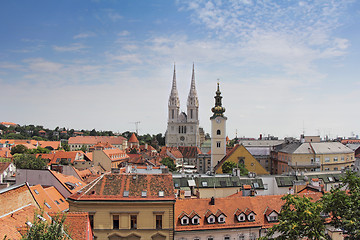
[68,173,175,201]
[128,133,139,143]
[0,122,17,126]
[103,149,129,162]
[0,148,12,158]
[68,136,126,145]
[178,146,202,159]
[29,185,69,212]
[38,141,60,150]
[0,162,11,174]
[0,204,37,239]
[50,170,87,194]
[49,212,93,240]
[174,192,323,231]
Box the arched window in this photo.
[184,126,187,133]
[217,129,221,135]
[179,126,181,133]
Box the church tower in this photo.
[210,82,227,171]
[168,64,180,123]
[165,64,201,147]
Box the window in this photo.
[141,191,147,197]
[192,217,199,225]
[123,191,129,197]
[202,181,208,187]
[172,109,174,119]
[207,216,215,224]
[156,215,162,229]
[218,216,225,223]
[324,168,330,171]
[249,233,256,240]
[44,202,51,209]
[191,109,193,119]
[113,215,119,229]
[34,189,39,194]
[334,167,338,171]
[334,157,338,162]
[89,214,94,229]
[238,234,245,240]
[207,237,214,240]
[181,217,189,225]
[59,198,64,202]
[130,215,137,229]
[194,238,200,240]
[325,157,330,162]
[217,129,221,135]
[216,142,221,148]
[158,191,164,197]
[269,216,278,221]
[55,200,60,205]
[248,214,255,221]
[238,214,245,222]
[341,156,345,161]
[224,236,230,240]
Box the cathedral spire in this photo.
[169,63,180,107]
[187,63,199,107]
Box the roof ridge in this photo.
[82,173,108,196]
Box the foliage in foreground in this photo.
[13,154,48,170]
[222,161,248,175]
[21,211,70,240]
[160,157,177,172]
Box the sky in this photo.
[1,0,360,139]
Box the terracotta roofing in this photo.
[68,173,175,201]
[341,139,360,144]
[50,170,87,194]
[139,144,156,152]
[29,185,68,212]
[160,147,183,159]
[264,207,278,216]
[91,141,114,150]
[178,146,202,158]
[128,133,139,143]
[49,212,93,240]
[68,136,126,145]
[0,204,37,239]
[103,149,129,162]
[38,141,60,150]
[43,151,84,165]
[0,148,12,158]
[0,162,11,174]
[0,122,17,126]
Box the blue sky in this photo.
[1,0,360,139]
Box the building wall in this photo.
[69,200,174,240]
[93,150,111,171]
[215,145,269,175]
[175,227,261,240]
[198,186,242,199]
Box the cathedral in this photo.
[165,64,201,147]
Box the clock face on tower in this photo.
[216,118,221,124]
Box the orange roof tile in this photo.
[68,136,126,145]
[30,185,68,213]
[50,170,87,194]
[128,133,139,143]
[0,122,17,126]
[0,148,12,158]
[68,173,175,201]
[38,141,60,150]
[103,148,129,162]
[0,162,12,174]
[0,204,37,239]
[44,186,69,212]
[49,212,93,240]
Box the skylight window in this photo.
[44,202,51,209]
[141,191,147,197]
[202,181,208,187]
[253,182,259,188]
[34,189,39,195]
[123,191,129,197]
[158,191,164,197]
[59,199,64,202]
[55,200,60,205]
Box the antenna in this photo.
[129,121,141,135]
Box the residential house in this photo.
[214,144,269,175]
[16,169,86,198]
[68,136,128,151]
[93,148,130,171]
[0,162,16,188]
[274,140,354,173]
[68,173,176,240]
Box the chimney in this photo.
[209,196,215,205]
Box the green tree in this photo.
[80,145,88,152]
[260,194,326,240]
[160,157,177,172]
[59,142,70,151]
[0,157,11,162]
[28,147,50,154]
[221,161,248,175]
[322,170,360,239]
[13,154,48,170]
[10,144,28,155]
[22,211,70,240]
[222,161,237,173]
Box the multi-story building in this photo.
[273,137,355,173]
[68,136,127,151]
[165,64,201,147]
[68,173,176,240]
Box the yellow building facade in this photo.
[214,144,269,175]
[68,173,175,240]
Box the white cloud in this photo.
[73,32,96,39]
[53,43,88,52]
[118,30,130,37]
[23,58,63,73]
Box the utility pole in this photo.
[130,121,141,135]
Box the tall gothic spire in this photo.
[169,63,180,107]
[211,81,226,119]
[187,63,199,107]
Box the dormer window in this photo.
[218,216,225,223]
[181,216,189,225]
[207,215,215,224]
[192,217,199,225]
[248,213,255,221]
[269,215,278,222]
[237,213,246,222]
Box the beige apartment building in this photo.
[68,173,175,240]
[277,140,354,173]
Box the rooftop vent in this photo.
[141,191,147,197]
[209,196,215,205]
[123,191,129,197]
